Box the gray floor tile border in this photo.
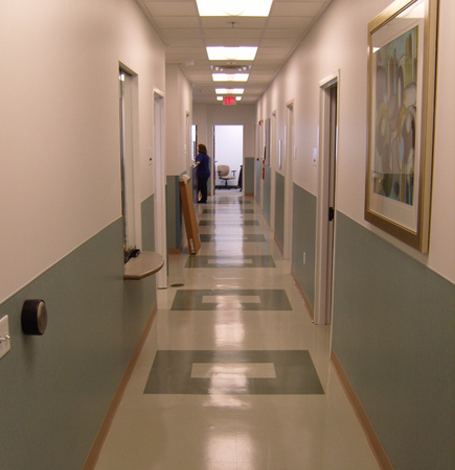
[199,220,259,226]
[144,350,325,395]
[199,234,266,242]
[171,289,292,311]
[185,255,275,268]
[203,209,255,214]
[206,200,252,205]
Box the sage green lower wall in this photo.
[274,172,285,250]
[333,212,455,470]
[291,184,316,307]
[166,175,183,251]
[263,166,271,224]
[0,217,157,470]
[244,157,255,194]
[255,159,261,205]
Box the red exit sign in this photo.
[223,96,236,106]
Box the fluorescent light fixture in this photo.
[212,73,249,82]
[207,46,257,61]
[196,0,273,17]
[215,88,244,95]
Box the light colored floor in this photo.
[94,190,380,470]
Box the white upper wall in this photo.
[0,0,166,303]
[256,0,454,283]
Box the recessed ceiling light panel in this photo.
[215,88,245,95]
[207,46,257,61]
[196,0,273,17]
[212,73,249,82]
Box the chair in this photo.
[217,164,236,189]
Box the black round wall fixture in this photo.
[21,300,48,335]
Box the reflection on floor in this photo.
[93,190,381,470]
[144,350,324,395]
[171,289,292,311]
[185,255,275,268]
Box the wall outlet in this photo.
[0,315,11,360]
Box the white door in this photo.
[315,75,339,325]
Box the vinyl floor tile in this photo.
[93,192,381,470]
[171,289,292,311]
[200,234,266,242]
[144,350,324,395]
[185,255,275,268]
[199,220,259,226]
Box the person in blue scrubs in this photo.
[194,143,211,203]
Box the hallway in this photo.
[93,191,380,470]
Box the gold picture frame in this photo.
[365,0,439,252]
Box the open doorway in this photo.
[119,68,139,263]
[214,125,243,189]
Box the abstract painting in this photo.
[365,0,439,252]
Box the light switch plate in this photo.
[0,315,11,360]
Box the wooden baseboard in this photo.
[290,270,314,321]
[331,352,395,470]
[168,247,181,254]
[82,304,158,470]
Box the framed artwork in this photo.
[365,0,439,252]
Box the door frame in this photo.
[314,72,340,326]
[270,110,277,234]
[283,100,294,260]
[154,89,167,289]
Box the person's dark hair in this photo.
[198,144,207,154]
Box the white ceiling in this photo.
[137,0,333,105]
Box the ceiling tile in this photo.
[255,47,293,60]
[136,0,333,104]
[261,28,304,39]
[260,38,298,47]
[153,16,200,28]
[145,2,199,16]
[200,17,267,29]
[271,1,323,16]
[160,28,202,39]
[203,29,262,39]
[166,47,208,58]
